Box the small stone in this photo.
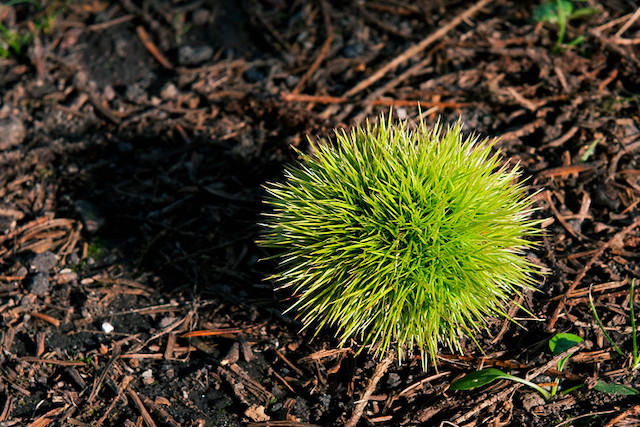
[114,37,128,57]
[387,372,402,388]
[160,82,178,100]
[66,252,80,265]
[244,68,265,82]
[125,84,148,104]
[159,317,179,328]
[192,8,210,26]
[0,117,26,150]
[521,392,546,411]
[29,251,58,273]
[178,45,213,65]
[102,322,114,334]
[343,42,364,58]
[28,272,50,296]
[57,268,78,284]
[141,369,154,385]
[20,295,34,306]
[72,70,89,88]
[318,394,331,410]
[286,75,300,88]
[103,85,116,101]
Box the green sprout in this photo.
[451,332,638,399]
[549,332,584,396]
[451,333,585,401]
[589,279,640,370]
[450,367,552,400]
[533,0,598,51]
[260,116,543,368]
[580,139,599,163]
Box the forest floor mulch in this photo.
[1,0,640,426]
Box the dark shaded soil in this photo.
[1,1,640,426]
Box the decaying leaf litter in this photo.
[1,0,640,425]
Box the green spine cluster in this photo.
[260,117,542,368]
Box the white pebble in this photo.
[101,322,114,334]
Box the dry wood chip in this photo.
[239,336,255,362]
[126,387,158,427]
[244,404,270,422]
[299,348,350,362]
[221,342,240,366]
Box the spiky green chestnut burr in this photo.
[260,116,543,368]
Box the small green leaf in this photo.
[580,139,599,162]
[593,381,639,396]
[567,35,585,47]
[533,3,561,23]
[549,333,584,355]
[556,0,574,18]
[568,8,599,20]
[450,368,508,390]
[533,0,574,23]
[550,332,583,371]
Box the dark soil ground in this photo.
[1,1,640,426]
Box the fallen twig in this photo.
[136,26,174,70]
[127,386,158,427]
[345,352,395,427]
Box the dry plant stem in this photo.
[345,353,394,427]
[549,216,640,329]
[603,404,640,427]
[615,6,640,37]
[127,387,158,427]
[88,347,121,403]
[95,375,134,427]
[140,393,181,427]
[136,26,174,70]
[453,384,519,425]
